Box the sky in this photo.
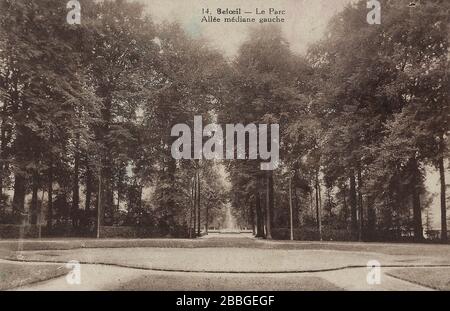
[140,0,355,58]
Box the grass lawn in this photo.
[0,262,69,290]
[1,237,449,255]
[111,274,342,291]
[386,268,450,290]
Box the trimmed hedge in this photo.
[271,227,428,242]
[0,225,157,239]
[99,226,169,238]
[0,225,40,239]
[272,228,354,241]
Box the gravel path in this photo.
[3,234,449,290]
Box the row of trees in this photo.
[226,0,449,242]
[0,0,227,237]
[0,0,448,242]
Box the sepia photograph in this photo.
[0,0,449,299]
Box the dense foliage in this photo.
[0,0,448,241]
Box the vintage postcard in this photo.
[0,0,449,297]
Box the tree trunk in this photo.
[138,186,143,224]
[12,173,26,220]
[84,159,92,228]
[255,190,264,237]
[438,156,447,242]
[366,196,376,241]
[342,186,348,224]
[0,81,13,200]
[163,153,177,234]
[315,171,322,241]
[193,175,197,237]
[293,188,300,228]
[205,192,209,235]
[102,162,113,226]
[45,129,54,231]
[357,167,363,241]
[349,172,358,240]
[410,159,423,241]
[0,115,7,197]
[117,165,124,213]
[98,92,113,227]
[327,187,333,218]
[30,171,39,225]
[97,169,103,238]
[47,158,53,231]
[196,171,201,236]
[265,172,273,239]
[250,201,255,235]
[189,177,195,238]
[289,177,294,240]
[72,145,80,228]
